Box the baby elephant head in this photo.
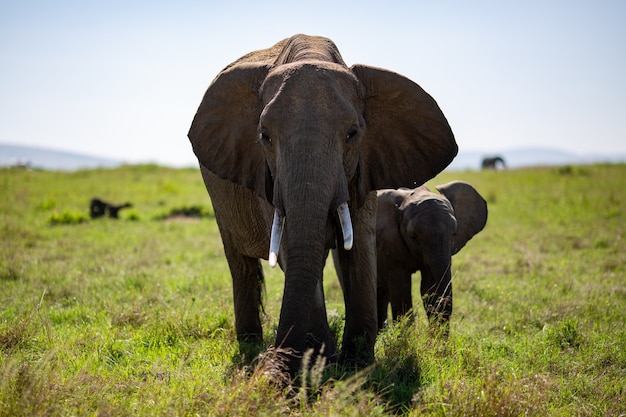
[375,180,487,331]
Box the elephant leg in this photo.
[223,247,264,343]
[388,271,414,323]
[201,166,272,345]
[376,259,402,331]
[376,282,389,331]
[336,191,378,366]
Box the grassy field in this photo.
[1,163,624,416]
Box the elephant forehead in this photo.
[404,196,453,214]
[403,198,457,235]
[262,62,361,107]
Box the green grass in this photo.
[1,163,625,416]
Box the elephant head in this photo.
[375,181,487,330]
[188,34,457,368]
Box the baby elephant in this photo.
[376,181,487,332]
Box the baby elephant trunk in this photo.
[421,240,453,334]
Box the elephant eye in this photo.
[258,130,272,146]
[346,125,359,142]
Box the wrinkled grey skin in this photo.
[376,181,487,331]
[188,34,457,372]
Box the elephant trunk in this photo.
[421,240,453,330]
[271,152,349,368]
[275,200,329,361]
[268,203,352,267]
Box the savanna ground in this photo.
[1,163,624,416]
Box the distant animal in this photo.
[187,33,458,373]
[481,156,506,170]
[11,159,32,169]
[90,198,132,219]
[373,181,487,333]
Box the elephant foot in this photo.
[271,338,338,379]
[247,347,299,386]
[235,339,265,367]
[254,342,339,381]
[338,351,372,372]
[426,309,451,339]
[237,331,263,344]
[428,320,451,340]
[305,331,337,357]
[338,335,374,371]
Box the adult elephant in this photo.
[375,181,487,332]
[188,34,457,372]
[481,156,506,170]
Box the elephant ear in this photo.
[188,63,271,199]
[435,181,488,254]
[351,64,458,194]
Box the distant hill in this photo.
[447,147,626,171]
[2,143,625,172]
[0,143,122,171]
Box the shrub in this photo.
[47,211,88,226]
[156,205,213,220]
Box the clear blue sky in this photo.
[1,1,624,166]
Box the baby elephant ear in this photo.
[188,63,271,198]
[351,64,458,193]
[436,181,488,254]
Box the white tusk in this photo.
[268,209,284,268]
[337,202,353,250]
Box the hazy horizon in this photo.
[3,141,625,172]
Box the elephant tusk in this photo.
[337,202,353,250]
[268,209,284,268]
